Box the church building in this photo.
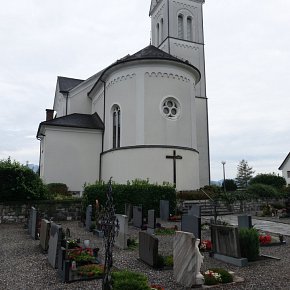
[37,0,210,194]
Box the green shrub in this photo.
[47,183,69,196]
[112,271,150,290]
[177,185,221,201]
[246,183,278,200]
[210,268,233,283]
[249,173,286,190]
[82,180,176,219]
[0,157,48,201]
[239,228,260,261]
[204,275,218,285]
[164,255,173,267]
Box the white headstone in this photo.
[115,214,128,249]
[173,231,204,287]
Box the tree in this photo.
[236,159,255,188]
[222,179,238,191]
[0,157,48,201]
[249,173,286,190]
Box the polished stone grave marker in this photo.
[181,215,201,240]
[48,223,62,268]
[211,224,247,267]
[28,207,33,235]
[125,203,133,222]
[31,207,38,240]
[160,200,169,221]
[147,209,156,235]
[238,215,252,229]
[115,214,128,249]
[85,205,93,231]
[139,231,158,267]
[40,219,51,252]
[133,205,143,228]
[188,204,201,217]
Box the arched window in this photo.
[187,17,193,41]
[112,105,120,149]
[156,23,160,45]
[160,18,164,43]
[178,14,184,39]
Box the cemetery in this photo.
[1,180,290,289]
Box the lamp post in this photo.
[221,161,226,193]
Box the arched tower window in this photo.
[112,105,121,149]
[187,17,193,41]
[178,14,184,39]
[160,18,164,43]
[156,23,160,45]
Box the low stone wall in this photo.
[0,200,82,223]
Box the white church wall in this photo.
[92,90,104,121]
[53,86,66,118]
[151,0,167,47]
[196,97,210,187]
[41,127,102,193]
[144,65,198,149]
[103,70,137,150]
[101,147,199,190]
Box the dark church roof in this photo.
[58,76,84,92]
[118,45,184,63]
[37,113,104,137]
[88,45,200,96]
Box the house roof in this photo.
[37,113,104,137]
[278,152,290,170]
[88,45,201,96]
[58,76,84,93]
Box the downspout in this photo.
[99,79,106,181]
[167,0,171,54]
[37,137,42,176]
[65,92,69,115]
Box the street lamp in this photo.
[221,161,226,193]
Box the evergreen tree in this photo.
[236,159,255,188]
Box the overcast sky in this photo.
[0,0,289,181]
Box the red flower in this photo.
[151,285,165,290]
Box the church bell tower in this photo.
[149,0,210,187]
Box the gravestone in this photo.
[211,224,247,267]
[28,208,33,235]
[173,231,204,287]
[160,200,169,221]
[125,203,133,222]
[115,214,128,249]
[188,204,201,217]
[181,215,201,240]
[238,215,252,229]
[147,209,156,235]
[31,207,38,240]
[133,205,143,228]
[40,219,51,252]
[85,205,93,231]
[139,231,159,268]
[48,223,62,268]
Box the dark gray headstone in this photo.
[40,219,51,251]
[58,247,70,282]
[181,215,201,240]
[28,208,33,235]
[133,205,143,228]
[238,215,252,229]
[48,223,62,268]
[125,203,133,222]
[31,207,38,240]
[188,204,201,217]
[211,224,241,258]
[160,200,169,221]
[85,205,93,231]
[139,231,159,267]
[147,210,156,235]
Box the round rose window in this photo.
[161,97,180,120]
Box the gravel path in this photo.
[0,221,290,290]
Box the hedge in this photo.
[82,181,176,219]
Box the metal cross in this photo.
[166,150,183,188]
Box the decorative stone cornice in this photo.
[107,73,136,88]
[145,71,190,83]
